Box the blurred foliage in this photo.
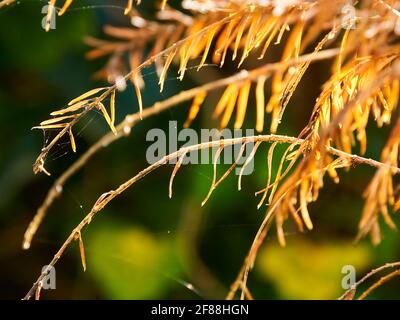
[0,0,399,300]
[257,239,372,299]
[86,220,183,299]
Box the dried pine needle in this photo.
[220,86,239,128]
[51,100,89,116]
[184,91,207,128]
[159,48,177,92]
[58,0,73,16]
[213,84,236,119]
[234,80,251,129]
[124,0,132,15]
[39,115,76,126]
[133,73,143,119]
[257,141,277,209]
[68,128,76,153]
[77,232,86,272]
[198,26,219,71]
[256,76,266,132]
[110,90,116,126]
[299,178,313,230]
[68,87,107,106]
[32,123,68,130]
[97,102,117,134]
[169,153,186,198]
[238,141,261,191]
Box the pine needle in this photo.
[68,128,76,153]
[77,232,86,272]
[68,87,107,106]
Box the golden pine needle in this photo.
[268,146,292,204]
[178,39,197,81]
[161,0,167,10]
[258,24,279,59]
[242,12,262,60]
[300,179,313,230]
[238,141,261,191]
[68,128,76,153]
[77,232,86,272]
[275,22,289,45]
[129,51,145,89]
[32,124,69,130]
[68,87,107,106]
[257,142,277,209]
[159,48,177,92]
[276,214,286,247]
[232,15,249,61]
[197,26,219,71]
[234,80,251,129]
[202,146,223,207]
[58,0,73,16]
[169,153,186,198]
[203,143,247,207]
[220,86,239,128]
[97,102,117,135]
[184,91,207,128]
[215,17,240,67]
[255,16,277,49]
[256,76,266,132]
[40,115,76,126]
[35,284,42,301]
[51,100,88,116]
[213,84,235,119]
[110,90,116,126]
[333,28,350,76]
[124,0,132,15]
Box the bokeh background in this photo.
[1,0,399,300]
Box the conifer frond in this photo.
[357,118,400,244]
[24,133,398,300]
[19,0,400,299]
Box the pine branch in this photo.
[24,133,400,300]
[24,47,340,249]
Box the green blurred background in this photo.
[0,0,399,300]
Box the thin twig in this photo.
[357,268,400,300]
[338,261,400,300]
